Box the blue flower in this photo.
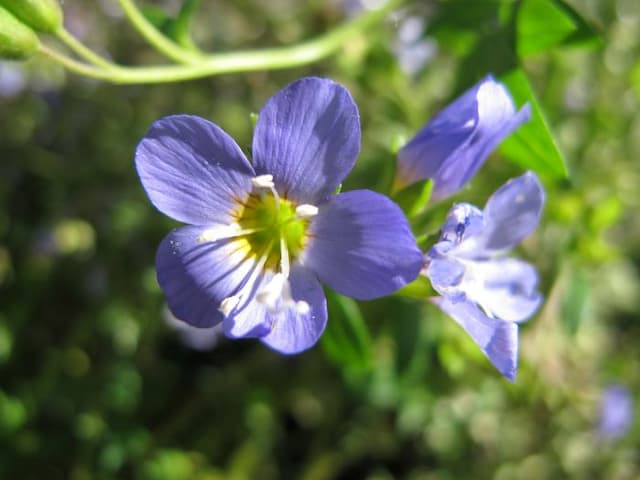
[135,77,423,354]
[396,75,531,202]
[598,385,634,440]
[424,172,544,381]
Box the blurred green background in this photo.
[0,0,638,478]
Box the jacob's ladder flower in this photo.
[424,172,544,381]
[136,77,423,354]
[396,75,531,202]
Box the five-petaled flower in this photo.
[136,77,423,354]
[396,75,531,202]
[424,172,544,381]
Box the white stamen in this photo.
[197,223,258,243]
[279,236,290,279]
[256,273,287,313]
[251,174,282,210]
[251,174,275,189]
[295,204,319,218]
[219,294,241,317]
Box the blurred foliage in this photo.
[1,0,639,478]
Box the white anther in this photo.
[251,174,275,189]
[295,204,319,219]
[256,273,287,313]
[295,300,310,315]
[219,294,241,317]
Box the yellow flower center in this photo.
[235,191,310,271]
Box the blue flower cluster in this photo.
[136,76,544,380]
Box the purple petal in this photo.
[223,269,276,339]
[470,258,542,322]
[397,76,531,201]
[598,385,634,439]
[260,266,328,354]
[252,77,360,204]
[397,80,480,187]
[439,203,484,244]
[426,256,465,292]
[480,171,545,251]
[136,115,255,225]
[156,226,257,328]
[303,190,423,300]
[433,297,519,381]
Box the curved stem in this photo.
[55,28,118,70]
[40,0,404,85]
[38,44,115,81]
[117,0,204,64]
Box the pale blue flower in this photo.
[136,77,422,354]
[397,75,531,202]
[425,172,544,380]
[598,385,633,440]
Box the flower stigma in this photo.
[213,176,317,317]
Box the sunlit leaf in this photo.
[517,0,601,57]
[517,0,579,57]
[499,68,569,178]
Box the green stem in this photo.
[38,44,116,81]
[40,0,403,85]
[55,28,118,70]
[117,0,204,64]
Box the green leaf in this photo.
[320,292,372,385]
[561,267,590,335]
[499,68,568,178]
[142,0,200,51]
[394,276,434,300]
[517,0,600,57]
[392,179,433,219]
[167,0,200,50]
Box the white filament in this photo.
[197,223,260,243]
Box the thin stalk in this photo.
[55,28,118,70]
[40,0,403,85]
[116,0,204,64]
[38,44,115,81]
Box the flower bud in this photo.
[0,6,39,60]
[0,0,62,33]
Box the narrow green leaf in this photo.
[140,5,171,31]
[392,179,433,219]
[168,0,200,50]
[517,0,577,57]
[142,0,200,51]
[517,0,600,57]
[320,292,372,383]
[499,68,569,178]
[561,267,590,335]
[553,0,602,47]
